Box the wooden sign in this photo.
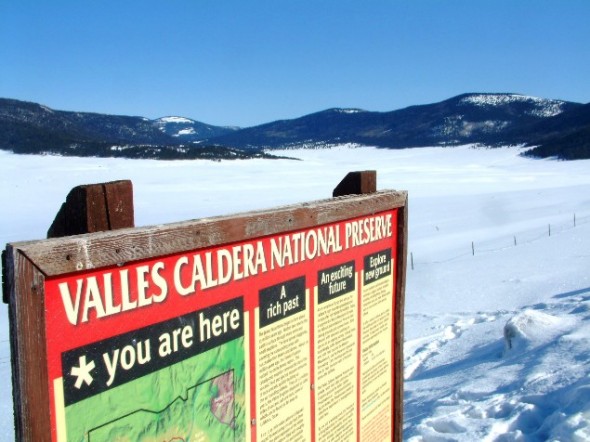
[3,180,407,441]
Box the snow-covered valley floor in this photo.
[1,145,589,440]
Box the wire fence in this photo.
[409,212,590,270]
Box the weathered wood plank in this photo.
[2,249,8,304]
[12,190,407,277]
[47,180,134,238]
[394,196,408,442]
[332,170,377,197]
[103,180,134,230]
[4,184,408,441]
[6,247,50,441]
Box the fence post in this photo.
[333,171,377,197]
[549,224,551,237]
[46,180,134,238]
[472,241,475,256]
[410,252,414,270]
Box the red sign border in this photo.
[5,190,408,441]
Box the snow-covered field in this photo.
[1,145,589,440]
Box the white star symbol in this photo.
[70,355,96,389]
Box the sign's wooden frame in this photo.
[4,189,408,441]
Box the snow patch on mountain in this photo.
[436,116,510,138]
[156,116,194,124]
[461,94,567,117]
[109,145,133,151]
[173,128,196,137]
[151,115,239,142]
[460,120,511,136]
[336,108,365,114]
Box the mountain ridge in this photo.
[205,93,582,150]
[0,98,273,160]
[1,93,589,160]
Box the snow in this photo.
[460,94,567,117]
[109,144,132,151]
[155,116,194,124]
[338,108,364,114]
[1,145,590,440]
[173,127,196,137]
[40,105,55,114]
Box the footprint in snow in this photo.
[405,312,502,380]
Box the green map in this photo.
[64,338,246,442]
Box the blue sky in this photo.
[2,1,590,127]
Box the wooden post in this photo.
[1,250,7,304]
[394,185,408,442]
[5,176,407,442]
[334,171,406,442]
[47,180,134,238]
[333,170,377,197]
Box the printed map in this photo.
[63,338,245,442]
